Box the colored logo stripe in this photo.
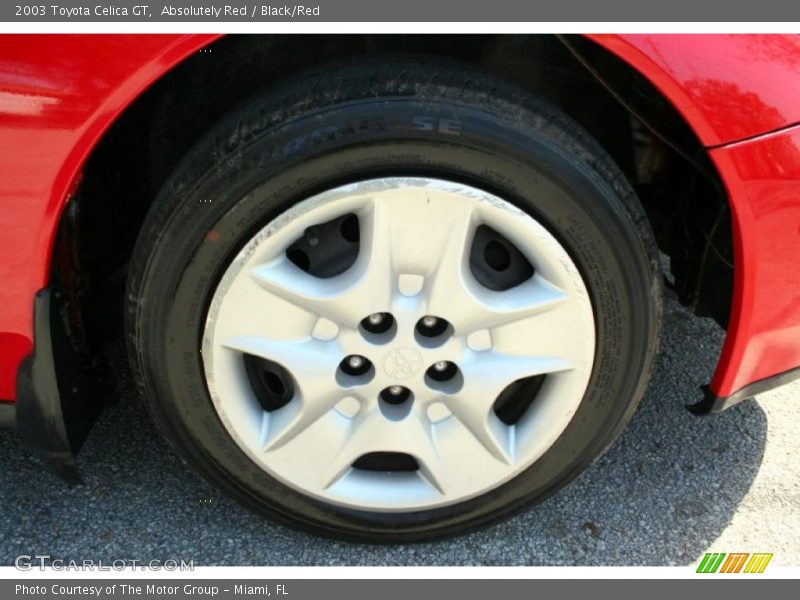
[744,553,773,573]
[720,553,749,573]
[697,553,726,573]
[697,552,773,573]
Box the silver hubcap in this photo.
[202,177,595,511]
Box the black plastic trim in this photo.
[688,366,800,415]
[14,288,105,483]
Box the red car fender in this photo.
[590,34,800,401]
[707,128,800,397]
[0,34,220,400]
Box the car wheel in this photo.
[126,58,661,541]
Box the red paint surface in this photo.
[1,34,800,401]
[588,34,800,146]
[709,126,800,394]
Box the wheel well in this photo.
[54,34,733,363]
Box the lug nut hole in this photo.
[426,361,458,382]
[361,312,394,334]
[380,385,412,405]
[340,354,371,377]
[415,315,450,338]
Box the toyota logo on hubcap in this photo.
[382,347,424,380]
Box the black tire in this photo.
[126,57,661,542]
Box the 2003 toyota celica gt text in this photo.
[0,34,798,541]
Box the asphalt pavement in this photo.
[1,291,798,566]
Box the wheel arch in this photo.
[51,33,735,395]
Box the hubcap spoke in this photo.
[443,398,513,464]
[430,271,570,336]
[222,336,350,450]
[441,349,573,464]
[263,393,344,451]
[365,183,479,287]
[222,335,341,388]
[460,349,574,399]
[250,256,393,328]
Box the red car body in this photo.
[1,34,800,413]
